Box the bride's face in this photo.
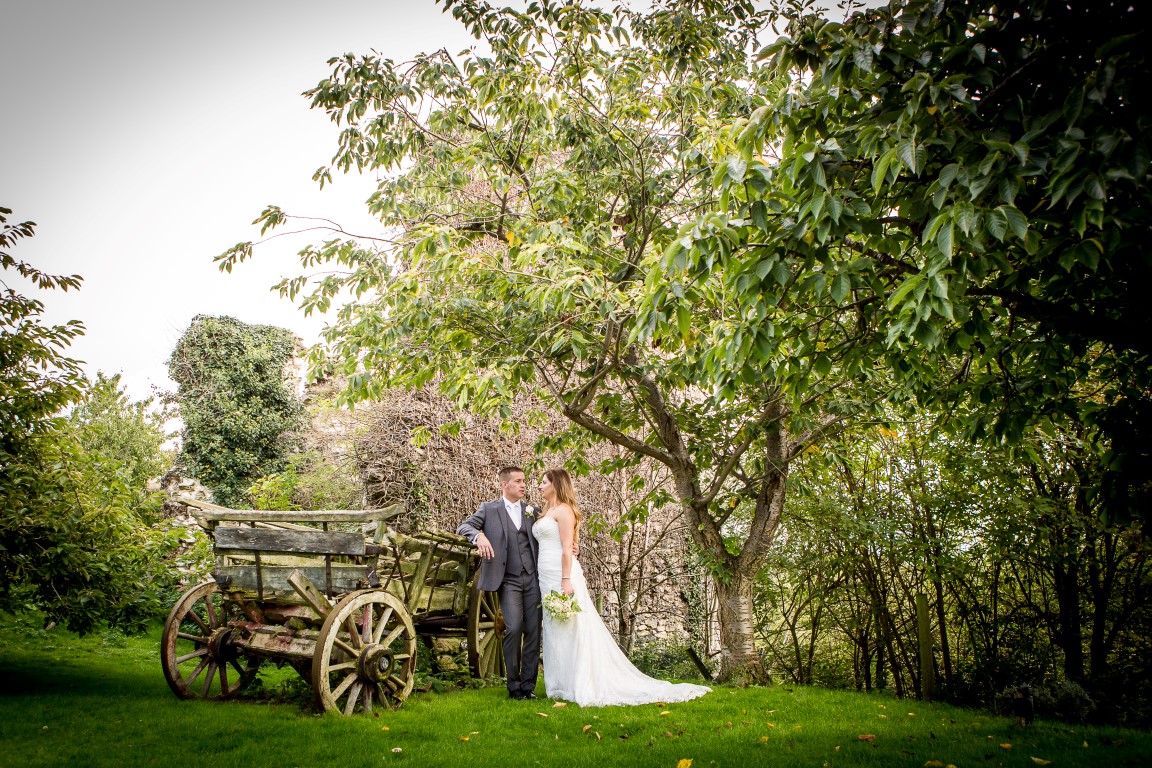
[539,475,555,501]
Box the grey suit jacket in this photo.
[457,499,539,592]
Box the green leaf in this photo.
[888,274,926,309]
[831,272,851,303]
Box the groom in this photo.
[457,466,542,699]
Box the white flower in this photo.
[543,590,582,621]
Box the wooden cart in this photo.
[160,498,504,715]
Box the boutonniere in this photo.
[523,504,537,520]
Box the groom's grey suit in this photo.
[457,498,542,697]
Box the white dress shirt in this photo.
[503,498,522,530]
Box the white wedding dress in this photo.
[533,515,711,706]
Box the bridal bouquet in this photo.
[543,590,582,621]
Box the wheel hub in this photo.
[356,644,394,681]
[207,627,238,663]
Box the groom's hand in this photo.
[474,533,495,559]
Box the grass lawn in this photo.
[1,613,1147,768]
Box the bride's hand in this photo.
[562,578,574,596]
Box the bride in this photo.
[534,468,711,706]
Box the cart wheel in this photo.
[467,583,505,679]
[161,580,259,700]
[313,590,416,715]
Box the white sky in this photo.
[2,0,478,402]
[3,0,872,404]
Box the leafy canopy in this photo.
[654,0,1151,516]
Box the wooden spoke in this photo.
[176,631,208,644]
[343,682,363,716]
[331,671,358,701]
[372,608,394,644]
[176,648,208,664]
[379,625,405,648]
[187,612,209,634]
[200,663,218,697]
[187,657,210,686]
[360,605,373,644]
[161,581,260,701]
[333,637,359,658]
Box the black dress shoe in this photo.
[509,691,525,700]
[521,692,539,699]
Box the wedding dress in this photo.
[533,515,711,706]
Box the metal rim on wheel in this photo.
[312,589,416,715]
[160,580,258,700]
[467,583,505,679]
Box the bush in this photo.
[628,638,709,681]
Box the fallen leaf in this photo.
[660,711,671,716]
[665,732,674,738]
[1082,741,1089,748]
[1000,743,1013,750]
[381,726,390,731]
[470,731,479,735]
[460,736,469,742]
[582,725,592,733]
[908,712,917,717]
[595,732,601,741]
[676,761,693,768]
[879,704,887,709]
[834,746,841,752]
[725,722,733,728]
[759,736,769,744]
[536,713,549,718]
[766,723,776,728]
[925,761,945,767]
[859,734,877,742]
[1030,759,1052,766]
[878,714,889,719]
[553,702,568,708]
[391,748,402,754]
[766,709,777,714]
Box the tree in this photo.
[663,0,1152,519]
[220,0,893,681]
[1,209,181,633]
[167,315,305,508]
[0,206,84,456]
[70,372,173,496]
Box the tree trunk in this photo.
[713,572,771,684]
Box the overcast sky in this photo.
[3,0,478,401]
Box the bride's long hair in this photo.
[544,468,582,542]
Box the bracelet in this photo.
[562,577,571,581]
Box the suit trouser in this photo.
[498,568,542,695]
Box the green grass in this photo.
[1,613,1148,768]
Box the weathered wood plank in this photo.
[214,527,365,556]
[214,565,368,593]
[179,496,404,524]
[288,570,333,620]
[230,623,320,660]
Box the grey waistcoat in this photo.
[506,516,535,575]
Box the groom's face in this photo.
[501,471,527,502]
